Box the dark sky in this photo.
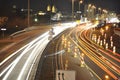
[0,0,120,14]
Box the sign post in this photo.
[1,28,6,38]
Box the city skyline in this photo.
[0,0,120,15]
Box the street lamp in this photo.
[79,0,83,19]
[92,5,96,19]
[87,4,92,20]
[28,0,30,27]
[72,0,74,21]
[98,7,102,14]
[1,28,6,38]
[92,5,96,12]
[79,0,83,11]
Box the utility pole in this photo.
[28,0,30,27]
[72,0,74,21]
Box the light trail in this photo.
[83,28,120,75]
[77,24,119,79]
[0,32,48,78]
[17,37,48,80]
[67,23,118,79]
[67,23,102,80]
[1,22,76,80]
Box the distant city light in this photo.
[38,11,46,15]
[108,18,120,23]
[34,18,38,22]
[47,5,51,11]
[1,28,6,31]
[105,75,109,79]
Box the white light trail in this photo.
[1,22,77,80]
[18,37,48,80]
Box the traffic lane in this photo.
[60,28,97,80]
[84,55,114,80]
[1,47,35,79]
[74,26,116,80]
[34,27,93,80]
[80,37,120,77]
[62,52,97,80]
[80,29,120,75]
[83,29,120,76]
[84,29,120,66]
[2,37,49,80]
[79,33,118,80]
[0,32,48,76]
[1,22,72,80]
[0,28,49,62]
[0,48,25,77]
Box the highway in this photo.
[50,22,120,80]
[69,23,120,80]
[0,22,120,80]
[0,22,76,80]
[35,22,98,80]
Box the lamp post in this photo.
[98,7,101,14]
[79,0,83,19]
[28,0,30,27]
[98,7,102,20]
[79,0,83,11]
[92,5,96,19]
[87,4,91,20]
[72,0,74,21]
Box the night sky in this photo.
[0,0,120,15]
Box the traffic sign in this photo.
[56,70,76,80]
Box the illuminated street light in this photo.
[92,5,96,13]
[98,7,102,14]
[34,18,38,22]
[92,5,96,18]
[79,0,83,11]
[88,4,91,8]
[78,0,83,19]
